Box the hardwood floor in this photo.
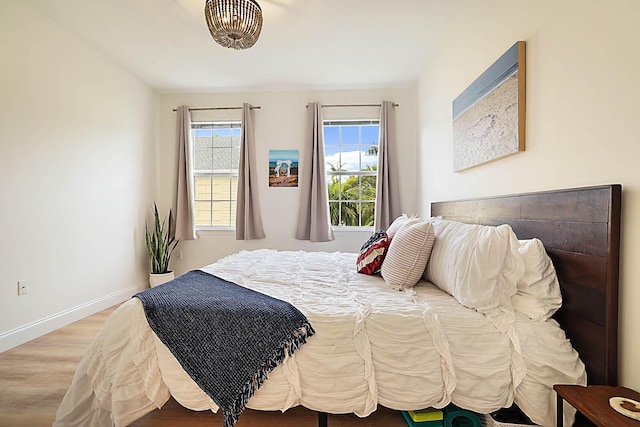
[0,305,407,426]
[0,306,117,427]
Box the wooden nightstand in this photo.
[554,384,640,426]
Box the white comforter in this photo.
[55,250,585,427]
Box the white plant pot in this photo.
[149,271,175,287]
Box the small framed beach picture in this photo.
[269,149,299,187]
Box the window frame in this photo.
[191,120,242,231]
[323,119,380,230]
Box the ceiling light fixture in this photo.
[204,0,263,50]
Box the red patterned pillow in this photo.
[357,231,390,275]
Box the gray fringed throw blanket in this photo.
[134,270,315,427]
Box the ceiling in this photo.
[27,0,456,93]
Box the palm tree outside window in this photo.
[323,119,380,228]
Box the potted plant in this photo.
[145,202,180,287]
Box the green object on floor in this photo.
[443,404,482,427]
[401,411,444,427]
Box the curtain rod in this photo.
[306,103,399,108]
[172,106,261,112]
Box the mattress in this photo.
[54,249,585,427]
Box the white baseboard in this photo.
[0,285,146,353]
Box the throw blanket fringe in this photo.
[226,322,314,427]
[134,270,315,427]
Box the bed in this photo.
[54,184,621,427]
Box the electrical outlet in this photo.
[18,280,28,295]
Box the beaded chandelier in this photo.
[204,0,263,50]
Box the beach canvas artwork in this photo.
[452,41,526,172]
[269,149,299,187]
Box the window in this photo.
[324,119,380,227]
[192,122,241,229]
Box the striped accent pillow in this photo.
[356,231,390,275]
[381,221,436,290]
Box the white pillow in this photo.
[381,220,435,290]
[385,214,419,239]
[513,238,562,321]
[425,219,524,332]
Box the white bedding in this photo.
[54,249,585,427]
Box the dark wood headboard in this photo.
[431,184,621,386]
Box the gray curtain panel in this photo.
[174,105,197,240]
[236,103,265,240]
[295,102,335,242]
[374,100,401,231]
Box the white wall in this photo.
[158,89,417,273]
[0,1,157,350]
[416,0,640,390]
